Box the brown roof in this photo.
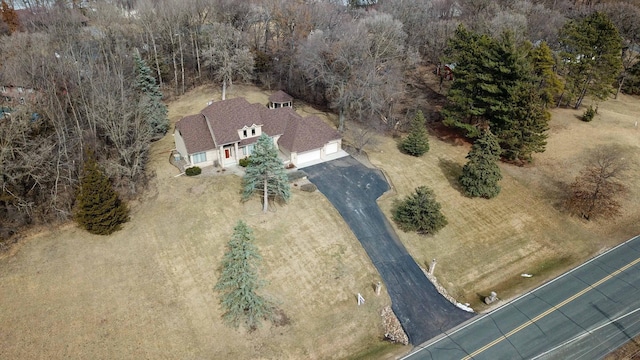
[278,115,341,153]
[268,90,293,104]
[175,114,215,154]
[201,98,290,146]
[177,97,341,155]
[201,98,262,146]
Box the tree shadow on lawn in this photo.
[438,157,465,195]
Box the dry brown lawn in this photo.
[2,82,638,359]
[0,84,400,360]
[366,93,640,309]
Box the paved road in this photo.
[403,235,640,359]
[304,157,473,345]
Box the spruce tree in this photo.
[134,51,169,137]
[215,220,272,330]
[242,134,291,213]
[74,152,129,235]
[392,186,447,234]
[459,130,503,199]
[400,110,430,156]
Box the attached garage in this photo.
[325,142,339,154]
[297,149,321,164]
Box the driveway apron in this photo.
[304,156,473,345]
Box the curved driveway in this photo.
[304,156,473,345]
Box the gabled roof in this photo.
[269,90,293,104]
[175,114,215,154]
[201,98,262,146]
[176,97,341,155]
[279,115,341,153]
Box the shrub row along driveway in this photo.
[304,156,473,345]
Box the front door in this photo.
[225,149,231,159]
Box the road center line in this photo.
[461,256,640,360]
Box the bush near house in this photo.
[185,166,202,176]
[239,157,251,167]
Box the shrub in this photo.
[582,105,596,122]
[392,186,447,234]
[300,183,317,192]
[185,166,202,176]
[239,157,250,167]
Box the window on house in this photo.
[246,144,254,155]
[243,129,247,137]
[192,152,206,163]
[251,128,256,136]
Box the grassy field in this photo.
[368,93,640,308]
[0,84,399,360]
[1,82,638,359]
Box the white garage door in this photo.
[297,149,321,164]
[325,142,339,154]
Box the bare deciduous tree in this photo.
[202,22,254,100]
[566,145,631,221]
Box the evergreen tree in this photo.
[443,27,549,162]
[498,84,550,163]
[242,134,291,213]
[399,110,430,156]
[392,186,447,234]
[459,130,502,199]
[442,25,495,138]
[215,220,272,330]
[74,152,129,235]
[622,61,640,95]
[559,12,623,109]
[530,41,564,107]
[134,51,169,137]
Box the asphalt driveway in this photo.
[304,156,473,345]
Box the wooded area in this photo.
[1,0,639,238]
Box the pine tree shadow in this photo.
[438,158,464,194]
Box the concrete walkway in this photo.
[304,156,473,345]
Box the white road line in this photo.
[402,235,640,360]
[530,307,640,359]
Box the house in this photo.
[434,63,455,81]
[173,95,344,169]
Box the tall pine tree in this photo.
[74,152,129,235]
[498,83,550,163]
[134,51,169,137]
[459,130,502,199]
[399,110,430,156]
[242,134,291,213]
[215,220,272,330]
[443,26,549,162]
[559,12,622,108]
[530,41,564,107]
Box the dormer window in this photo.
[243,129,248,137]
[251,128,256,136]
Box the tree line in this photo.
[1,0,639,237]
